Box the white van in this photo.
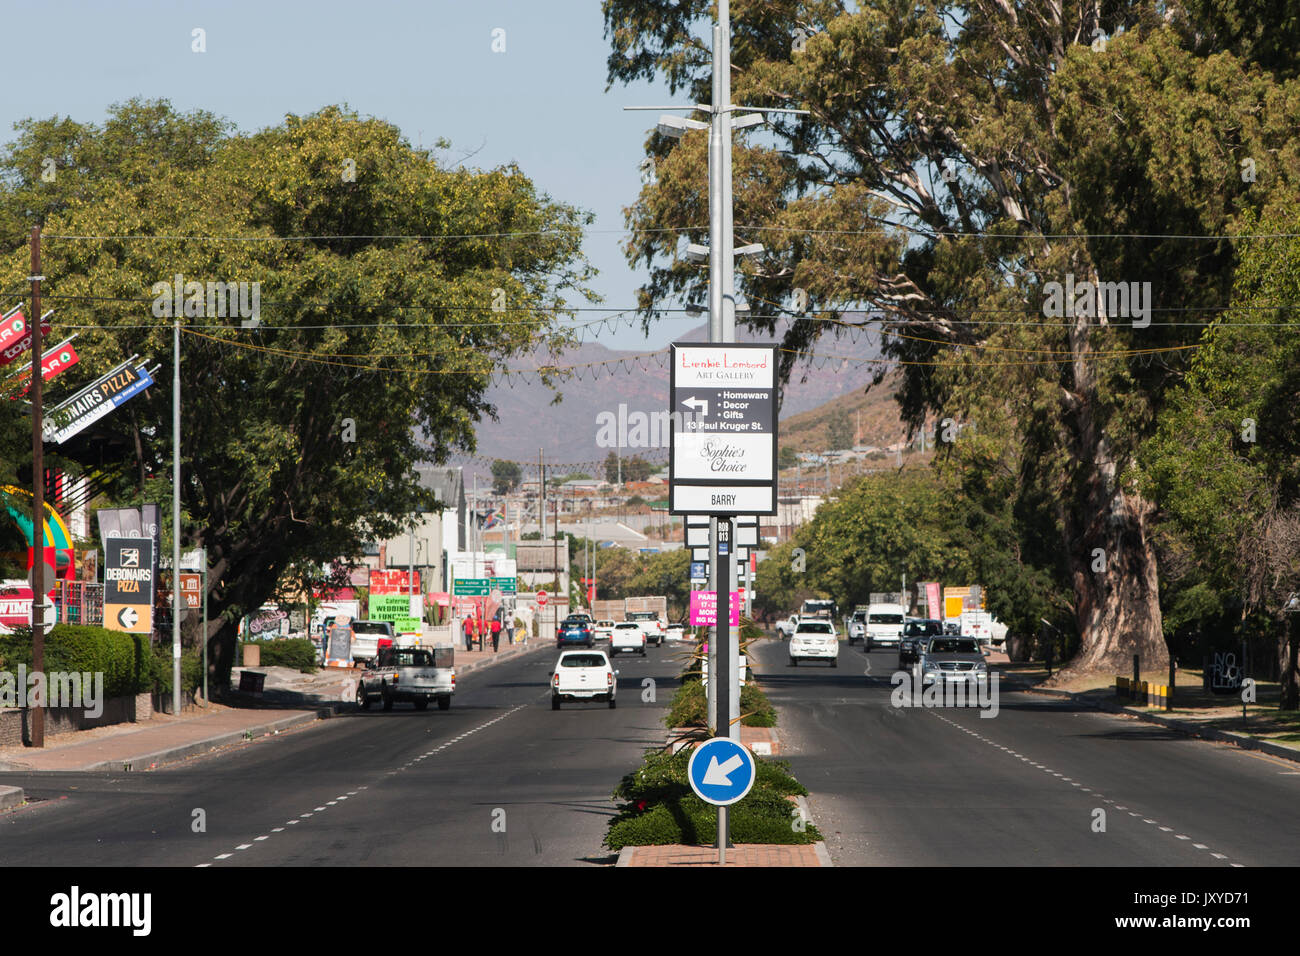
[865,603,907,649]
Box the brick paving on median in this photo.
[623,843,824,866]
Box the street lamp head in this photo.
[734,242,765,258]
[685,302,706,318]
[657,115,709,139]
[684,243,710,264]
[731,112,766,131]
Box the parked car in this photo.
[919,636,989,687]
[550,650,618,709]
[899,619,944,668]
[356,645,455,711]
[556,615,596,648]
[789,619,839,667]
[323,618,395,666]
[609,621,647,656]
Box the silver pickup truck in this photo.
[356,646,455,711]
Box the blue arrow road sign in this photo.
[687,737,756,806]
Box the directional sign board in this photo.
[687,737,756,806]
[104,535,154,633]
[669,343,777,516]
[452,577,492,596]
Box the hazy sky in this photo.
[2,0,697,350]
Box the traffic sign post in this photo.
[687,737,756,866]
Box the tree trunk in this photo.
[1280,615,1299,711]
[1063,486,1168,675]
[1055,279,1168,677]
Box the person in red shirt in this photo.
[462,614,475,651]
[490,615,502,652]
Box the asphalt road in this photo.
[752,637,1300,866]
[0,640,691,867]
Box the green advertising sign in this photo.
[369,594,412,620]
[393,617,423,633]
[453,578,492,596]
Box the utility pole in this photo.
[29,226,45,747]
[172,273,182,717]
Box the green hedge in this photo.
[604,748,820,851]
[0,624,156,698]
[240,638,317,673]
[150,644,204,696]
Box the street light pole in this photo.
[29,226,45,748]
[172,306,182,716]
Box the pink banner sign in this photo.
[925,582,942,619]
[689,590,741,626]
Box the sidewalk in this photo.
[0,637,550,785]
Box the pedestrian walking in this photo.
[463,613,475,652]
[491,615,502,652]
[506,615,515,646]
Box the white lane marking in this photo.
[214,854,231,860]
[202,703,530,867]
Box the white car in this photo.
[664,623,686,642]
[789,620,839,667]
[550,650,618,709]
[593,620,616,641]
[610,621,647,656]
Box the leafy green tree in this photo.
[490,459,522,495]
[629,548,692,619]
[624,455,652,482]
[603,2,1300,673]
[1140,207,1300,706]
[603,451,620,484]
[0,100,594,690]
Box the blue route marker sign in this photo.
[687,737,756,806]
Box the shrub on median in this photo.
[664,668,776,729]
[603,747,820,851]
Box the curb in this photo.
[78,711,323,773]
[0,785,23,810]
[615,846,634,867]
[1001,671,1300,765]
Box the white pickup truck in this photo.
[356,645,455,711]
[550,649,618,709]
